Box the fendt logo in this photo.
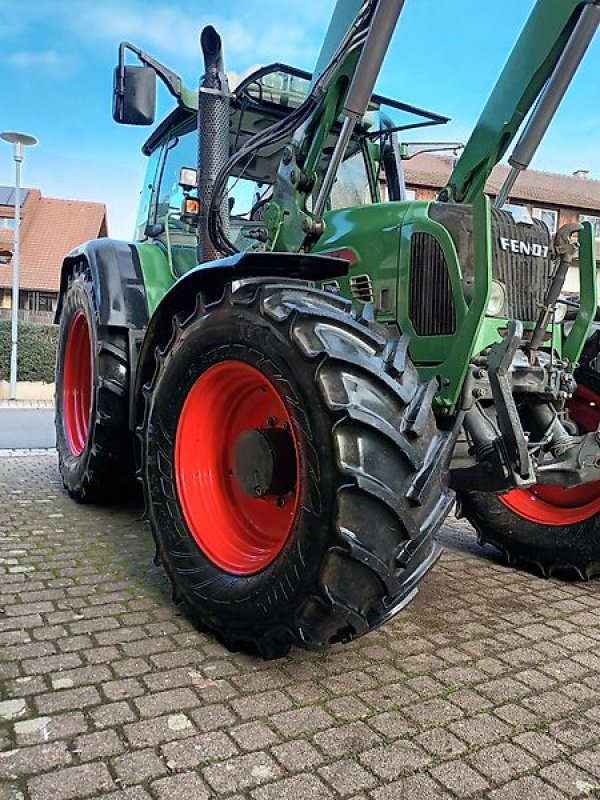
[499,237,549,258]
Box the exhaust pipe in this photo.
[197,26,231,263]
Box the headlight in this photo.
[487,280,507,317]
[553,301,567,323]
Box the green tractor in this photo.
[55,0,600,657]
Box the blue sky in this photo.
[1,0,600,239]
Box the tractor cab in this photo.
[134,63,447,278]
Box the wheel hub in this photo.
[174,360,301,575]
[234,427,297,499]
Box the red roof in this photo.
[404,154,600,212]
[0,189,107,292]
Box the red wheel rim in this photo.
[63,311,92,456]
[501,384,600,525]
[174,361,301,575]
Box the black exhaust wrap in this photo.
[197,26,231,263]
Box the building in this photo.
[403,154,600,291]
[0,187,107,323]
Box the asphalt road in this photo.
[0,408,55,449]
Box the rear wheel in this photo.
[140,280,453,657]
[460,366,600,579]
[55,266,135,502]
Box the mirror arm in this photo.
[118,42,183,101]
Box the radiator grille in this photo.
[491,210,553,321]
[349,274,374,304]
[409,233,456,336]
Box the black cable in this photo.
[207,0,377,255]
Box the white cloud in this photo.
[5,50,75,73]
[0,0,332,71]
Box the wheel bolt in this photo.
[255,486,264,497]
[267,416,277,427]
[276,497,285,507]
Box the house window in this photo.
[405,189,416,200]
[532,207,558,235]
[19,291,35,311]
[504,204,532,225]
[579,214,600,239]
[37,294,55,312]
[0,217,14,229]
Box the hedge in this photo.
[0,320,58,383]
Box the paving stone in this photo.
[150,772,211,799]
[0,700,27,721]
[417,727,468,759]
[368,711,413,739]
[90,701,136,729]
[487,775,565,800]
[15,711,89,745]
[0,742,72,778]
[430,761,489,797]
[122,714,195,749]
[73,730,124,761]
[449,713,511,747]
[572,746,600,780]
[251,773,334,800]
[231,690,293,721]
[111,748,168,786]
[359,740,431,779]
[161,731,238,768]
[28,762,115,800]
[112,659,152,679]
[371,774,451,800]
[403,697,463,727]
[319,759,377,796]
[514,730,566,761]
[313,721,381,757]
[270,706,335,737]
[493,703,539,728]
[101,679,146,702]
[230,721,280,751]
[202,751,282,793]
[4,454,600,800]
[521,690,578,719]
[271,740,324,772]
[468,741,537,783]
[133,688,200,718]
[34,686,101,715]
[549,717,600,749]
[189,703,237,731]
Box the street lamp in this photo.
[1,131,38,400]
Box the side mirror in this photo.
[113,65,156,125]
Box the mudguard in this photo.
[55,239,149,329]
[131,250,349,428]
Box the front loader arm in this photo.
[265,0,408,252]
[443,0,599,204]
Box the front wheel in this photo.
[140,280,453,657]
[460,366,600,579]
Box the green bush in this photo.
[0,320,58,383]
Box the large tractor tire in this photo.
[460,366,600,579]
[55,266,135,502]
[140,279,453,657]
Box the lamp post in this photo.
[1,131,38,400]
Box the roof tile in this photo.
[404,155,600,212]
[0,191,107,292]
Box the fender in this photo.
[55,238,149,329]
[131,250,349,429]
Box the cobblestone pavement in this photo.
[1,453,599,800]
